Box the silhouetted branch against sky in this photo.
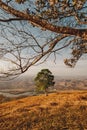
[0,0,87,79]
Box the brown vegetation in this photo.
[0,91,87,130]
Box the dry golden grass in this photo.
[0,91,87,130]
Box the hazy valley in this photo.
[0,76,87,94]
[0,76,87,129]
[0,76,87,104]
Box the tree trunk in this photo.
[45,89,48,96]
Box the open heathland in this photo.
[0,91,87,130]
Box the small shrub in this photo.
[78,95,87,101]
[50,102,58,106]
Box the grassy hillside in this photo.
[0,91,87,130]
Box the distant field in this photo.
[0,94,28,104]
[0,91,87,130]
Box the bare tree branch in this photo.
[0,18,24,22]
[0,1,87,39]
[0,0,87,79]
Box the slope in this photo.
[0,91,87,130]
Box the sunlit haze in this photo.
[25,59,87,78]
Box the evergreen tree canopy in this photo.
[34,69,55,95]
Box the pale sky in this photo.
[0,1,87,80]
[25,58,87,78]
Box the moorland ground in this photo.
[0,91,87,130]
